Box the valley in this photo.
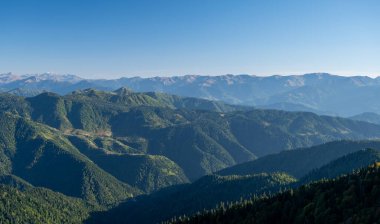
[1,87,380,223]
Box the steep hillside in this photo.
[0,93,30,117]
[218,140,380,178]
[86,172,296,224]
[68,135,189,193]
[226,110,380,156]
[3,90,380,181]
[172,165,380,224]
[349,112,380,125]
[300,148,380,183]
[0,113,139,206]
[87,142,380,224]
[0,184,91,224]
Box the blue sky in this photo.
[0,0,379,78]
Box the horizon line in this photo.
[1,71,380,80]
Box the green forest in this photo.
[0,89,379,223]
[169,165,380,224]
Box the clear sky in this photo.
[1,0,379,78]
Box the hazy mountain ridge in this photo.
[1,72,380,116]
[349,112,380,125]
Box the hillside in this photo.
[0,184,90,224]
[218,140,380,178]
[255,102,334,115]
[2,88,380,221]
[2,90,380,181]
[26,91,380,169]
[300,148,380,184]
[0,110,192,200]
[349,112,380,125]
[171,165,380,224]
[85,172,296,224]
[67,135,189,193]
[0,113,139,206]
[86,141,380,224]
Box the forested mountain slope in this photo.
[0,88,380,223]
[0,183,91,224]
[0,113,139,206]
[300,148,380,184]
[85,141,380,224]
[218,140,380,178]
[2,89,380,182]
[86,172,296,224]
[172,165,380,224]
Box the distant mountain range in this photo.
[1,72,380,116]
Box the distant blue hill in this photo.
[349,112,380,125]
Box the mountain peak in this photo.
[114,87,133,95]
